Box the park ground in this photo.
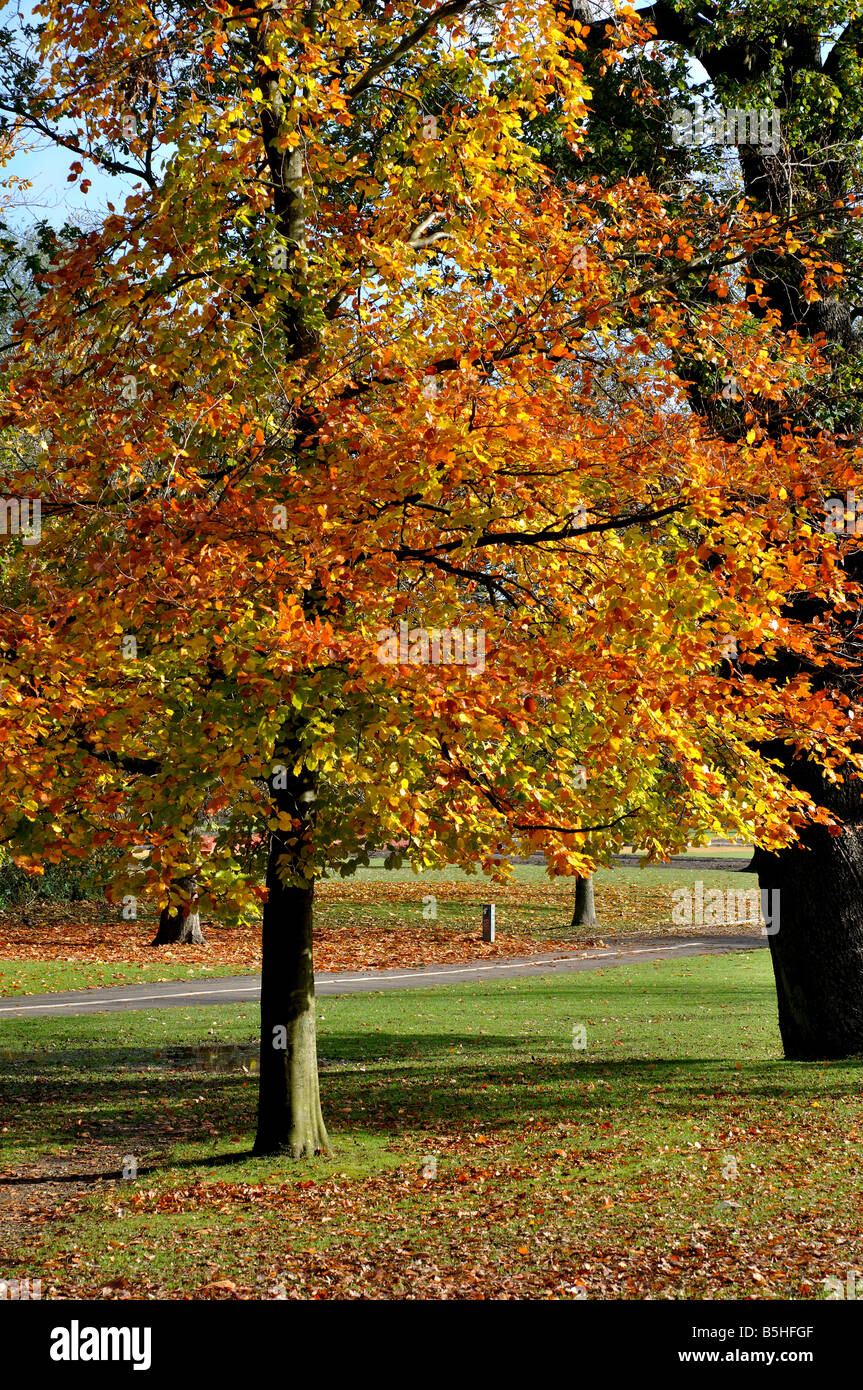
[2,942,862,1300]
[0,860,756,994]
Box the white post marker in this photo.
[482,903,495,942]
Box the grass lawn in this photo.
[0,864,761,995]
[0,960,247,996]
[1,949,860,1300]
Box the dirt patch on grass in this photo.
[0,1145,124,1256]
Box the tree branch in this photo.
[348,0,482,98]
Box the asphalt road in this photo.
[0,935,767,1019]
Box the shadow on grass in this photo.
[1,1032,861,1170]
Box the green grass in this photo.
[0,960,248,997]
[327,861,752,887]
[1,949,860,1299]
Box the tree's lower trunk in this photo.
[753,828,863,1060]
[253,771,328,1158]
[571,874,599,929]
[152,877,204,944]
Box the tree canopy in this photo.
[2,0,863,1136]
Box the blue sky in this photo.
[0,0,135,228]
[4,140,135,228]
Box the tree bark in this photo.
[571,873,599,929]
[152,877,204,944]
[246,12,327,1153]
[751,755,863,1060]
[253,759,328,1158]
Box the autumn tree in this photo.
[0,0,860,1157]
[551,0,863,1059]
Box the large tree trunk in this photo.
[152,876,204,944]
[571,873,599,929]
[253,760,328,1158]
[751,754,863,1059]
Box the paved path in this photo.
[0,935,767,1018]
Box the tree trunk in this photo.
[152,877,204,944]
[571,873,599,929]
[752,758,863,1059]
[253,761,328,1158]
